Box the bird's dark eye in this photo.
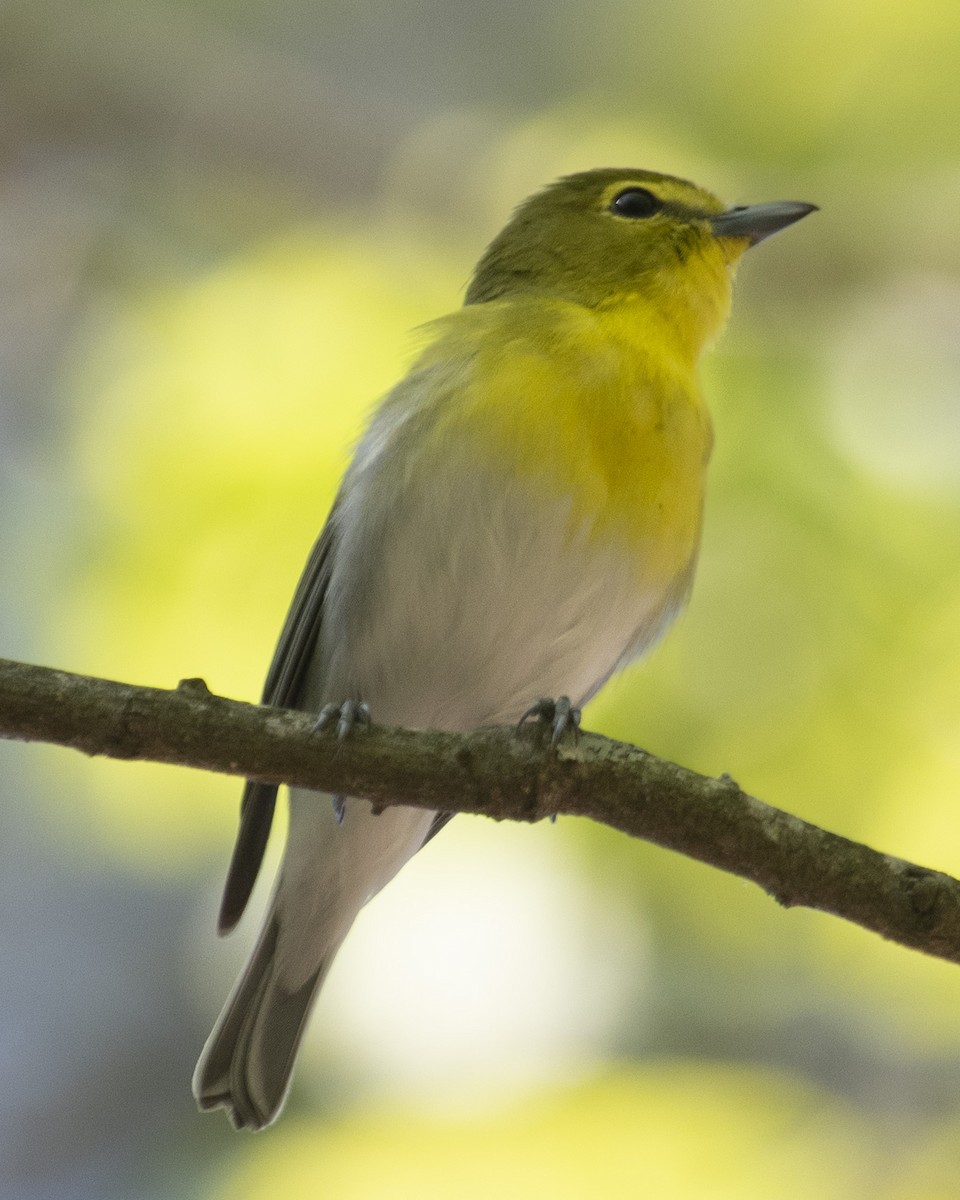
[610,188,663,218]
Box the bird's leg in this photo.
[313,700,371,822]
[517,695,582,748]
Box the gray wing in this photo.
[217,398,456,935]
[217,517,338,934]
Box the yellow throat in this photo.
[413,169,815,588]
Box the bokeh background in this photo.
[3,1,960,1196]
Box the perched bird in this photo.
[193,168,815,1129]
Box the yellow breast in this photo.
[417,296,714,590]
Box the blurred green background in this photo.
[3,0,960,1196]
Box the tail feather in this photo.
[192,912,333,1130]
[195,797,440,1129]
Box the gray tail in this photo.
[192,914,332,1130]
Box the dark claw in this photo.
[314,702,340,732]
[332,794,346,824]
[518,696,581,748]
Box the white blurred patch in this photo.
[828,275,960,493]
[300,817,650,1108]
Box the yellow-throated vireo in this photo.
[194,167,816,1129]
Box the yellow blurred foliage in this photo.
[41,226,457,868]
[217,1065,869,1200]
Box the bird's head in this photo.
[465,168,816,354]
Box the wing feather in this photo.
[217,516,338,934]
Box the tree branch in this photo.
[1,654,958,964]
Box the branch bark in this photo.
[1,654,958,964]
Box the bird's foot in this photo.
[518,697,580,824]
[314,700,371,824]
[314,699,371,740]
[517,695,581,748]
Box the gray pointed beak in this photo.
[711,200,818,246]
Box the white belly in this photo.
[309,457,693,732]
